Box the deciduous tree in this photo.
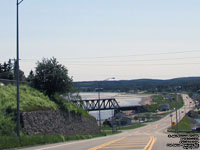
[32,57,74,96]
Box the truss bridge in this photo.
[72,98,120,111]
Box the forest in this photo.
[74,77,200,93]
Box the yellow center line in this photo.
[88,135,155,150]
[148,137,157,150]
[88,137,125,150]
[143,136,153,150]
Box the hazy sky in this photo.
[1,0,200,81]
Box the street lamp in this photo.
[16,0,24,137]
[96,77,115,131]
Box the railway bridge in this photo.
[72,98,146,113]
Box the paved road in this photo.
[21,94,196,150]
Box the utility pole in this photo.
[175,93,179,133]
[16,0,24,137]
[112,109,114,133]
[98,90,101,132]
[96,77,115,132]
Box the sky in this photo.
[1,0,200,81]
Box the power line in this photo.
[63,62,200,66]
[19,55,200,64]
[57,50,200,60]
[18,50,200,61]
[57,56,200,63]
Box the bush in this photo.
[52,94,93,118]
[0,114,15,136]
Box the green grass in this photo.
[177,116,191,131]
[0,132,113,150]
[0,84,59,136]
[118,123,146,130]
[52,94,93,118]
[144,94,184,112]
[0,84,58,113]
[102,123,146,131]
[0,85,94,137]
[170,115,191,132]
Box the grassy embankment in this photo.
[168,115,191,133]
[0,84,111,149]
[169,111,200,133]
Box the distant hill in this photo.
[73,77,200,92]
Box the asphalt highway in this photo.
[21,94,196,150]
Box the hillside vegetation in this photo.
[0,84,91,136]
[0,85,58,113]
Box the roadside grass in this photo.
[102,123,146,131]
[118,123,146,130]
[0,131,119,150]
[176,115,191,131]
[169,115,191,133]
[104,131,121,135]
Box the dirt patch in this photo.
[139,96,153,105]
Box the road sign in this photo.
[170,114,173,117]
[172,122,175,126]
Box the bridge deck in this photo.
[72,98,146,112]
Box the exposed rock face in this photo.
[21,110,99,136]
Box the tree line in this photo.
[0,59,25,81]
[0,58,75,97]
[74,78,200,93]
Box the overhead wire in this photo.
[18,49,200,61]
[59,62,200,66]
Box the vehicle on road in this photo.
[192,127,200,131]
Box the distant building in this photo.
[192,93,200,101]
[160,104,170,111]
[107,112,132,126]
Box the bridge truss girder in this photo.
[72,98,120,111]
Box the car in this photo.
[192,127,200,131]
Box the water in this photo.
[79,92,151,120]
